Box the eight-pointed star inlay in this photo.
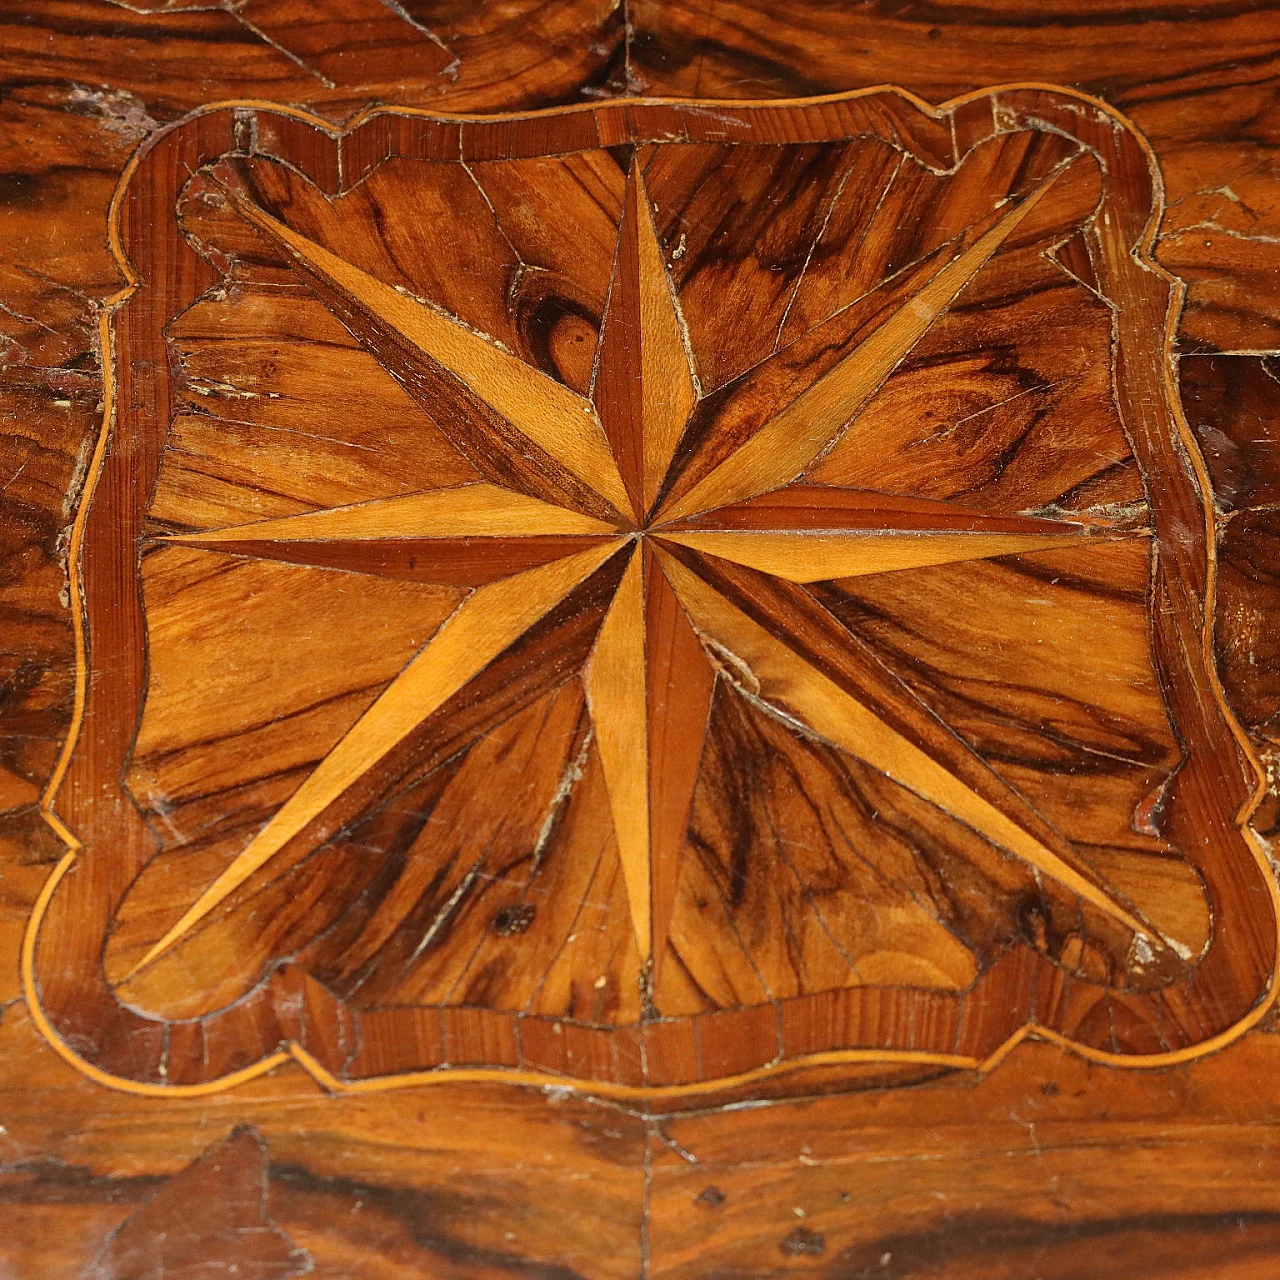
[127,153,1175,984]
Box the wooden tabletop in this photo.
[2,3,1279,1277]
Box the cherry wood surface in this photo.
[2,2,1280,1276]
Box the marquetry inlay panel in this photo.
[27,87,1277,1097]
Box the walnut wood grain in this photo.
[3,3,1280,1276]
[16,86,1271,1099]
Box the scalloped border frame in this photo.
[23,83,1280,1101]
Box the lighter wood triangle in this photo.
[633,165,699,514]
[660,171,1061,522]
[657,529,1138,583]
[124,540,624,979]
[225,189,634,519]
[583,548,652,957]
[161,484,618,543]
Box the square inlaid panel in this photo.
[26,87,1277,1097]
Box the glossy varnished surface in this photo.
[3,1,1280,1275]
[27,88,1272,1095]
